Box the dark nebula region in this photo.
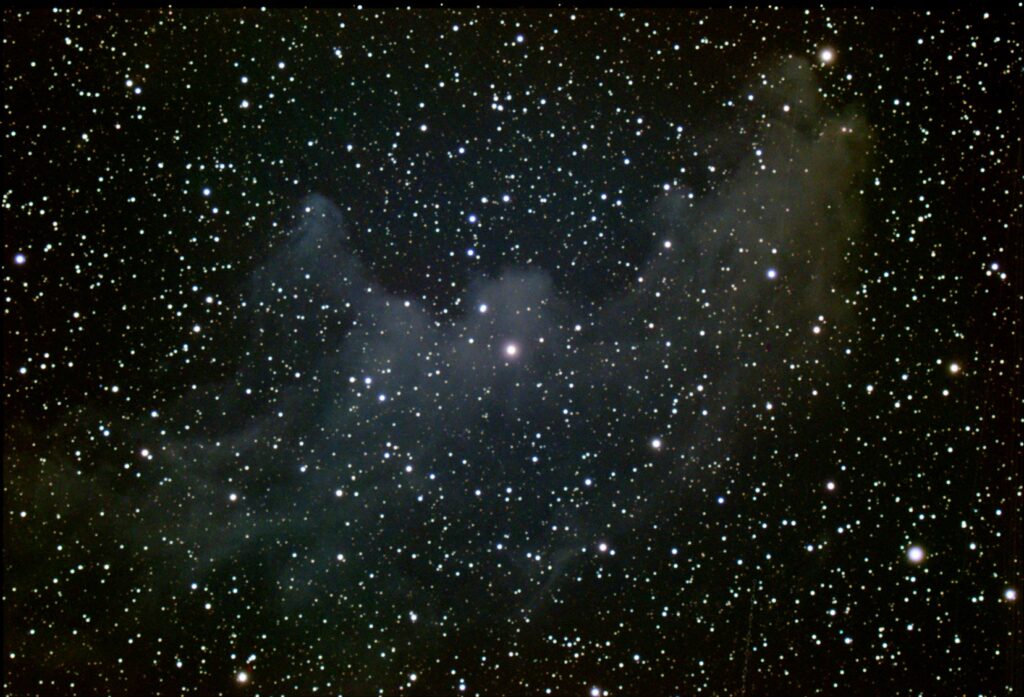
[3,9,1021,696]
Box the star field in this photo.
[3,9,1022,696]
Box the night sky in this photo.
[3,8,1022,696]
